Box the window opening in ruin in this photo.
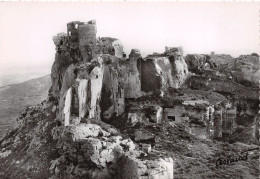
[75,24,78,29]
[168,116,175,121]
[69,31,71,36]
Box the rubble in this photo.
[0,150,11,158]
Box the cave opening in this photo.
[167,116,176,121]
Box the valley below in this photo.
[0,75,51,138]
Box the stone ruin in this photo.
[49,20,192,178]
[0,18,258,179]
[46,19,250,178]
[49,20,190,126]
[50,20,241,140]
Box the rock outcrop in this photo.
[233,55,259,87]
[124,47,189,98]
[1,19,258,179]
[47,20,177,178]
[185,54,217,74]
[210,54,259,87]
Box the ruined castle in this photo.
[0,20,258,179]
[50,20,239,143]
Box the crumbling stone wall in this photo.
[96,37,123,58]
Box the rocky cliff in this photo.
[1,20,180,179]
[185,54,217,73]
[48,20,190,178]
[234,55,259,87]
[0,20,259,179]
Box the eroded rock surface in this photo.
[185,54,217,73]
[46,20,176,178]
[0,20,258,179]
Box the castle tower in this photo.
[78,20,97,62]
[67,20,97,62]
[67,21,84,48]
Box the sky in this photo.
[0,2,259,77]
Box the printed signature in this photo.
[215,147,259,167]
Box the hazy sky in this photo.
[0,2,259,76]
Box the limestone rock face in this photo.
[46,20,184,179]
[234,55,259,87]
[124,47,189,98]
[58,56,125,125]
[50,34,72,98]
[168,54,189,89]
[99,55,125,122]
[67,123,110,141]
[124,49,142,98]
[52,120,174,179]
[116,155,174,179]
[142,51,188,92]
[185,54,217,73]
[210,54,259,87]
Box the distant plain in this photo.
[0,75,51,138]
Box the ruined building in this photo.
[1,19,258,179]
[53,20,241,144]
[48,20,189,178]
[50,20,190,127]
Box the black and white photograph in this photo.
[0,2,259,178]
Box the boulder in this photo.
[185,54,217,73]
[68,123,110,141]
[234,55,259,87]
[134,129,154,142]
